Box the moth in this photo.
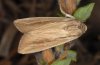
[14,17,87,54]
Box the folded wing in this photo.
[14,17,72,33]
[18,28,80,54]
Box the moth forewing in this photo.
[18,29,81,54]
[16,17,87,54]
[14,17,72,33]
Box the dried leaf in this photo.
[42,49,55,64]
[59,0,77,14]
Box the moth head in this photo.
[63,20,87,38]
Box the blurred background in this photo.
[0,0,100,65]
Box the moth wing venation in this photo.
[18,27,83,54]
[14,17,72,33]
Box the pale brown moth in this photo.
[14,0,87,54]
[14,17,87,54]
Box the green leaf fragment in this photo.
[51,50,77,65]
[51,59,71,65]
[77,0,81,5]
[73,3,95,22]
[67,50,77,61]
